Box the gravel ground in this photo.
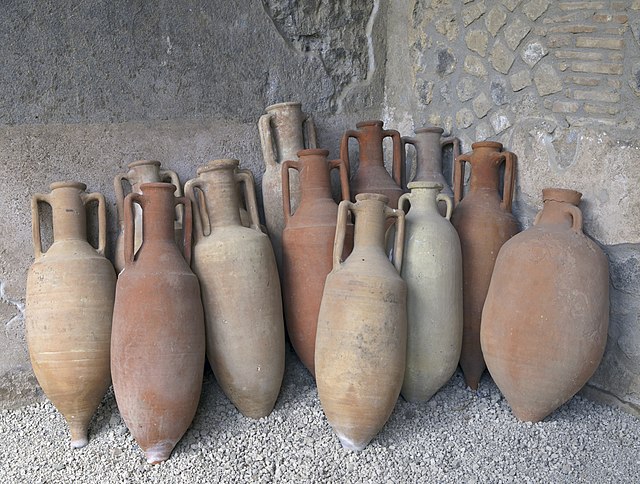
[1,346,639,483]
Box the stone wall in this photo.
[385,0,640,414]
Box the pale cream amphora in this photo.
[185,159,285,419]
[316,193,407,451]
[398,181,463,402]
[26,181,116,448]
[259,102,317,273]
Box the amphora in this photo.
[398,182,463,402]
[450,141,519,390]
[281,148,352,377]
[340,120,405,209]
[26,182,115,448]
[259,102,317,272]
[481,188,609,422]
[185,159,284,419]
[316,193,406,451]
[111,183,205,464]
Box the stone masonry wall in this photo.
[385,1,640,414]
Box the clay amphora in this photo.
[111,183,205,464]
[340,120,405,209]
[402,127,460,215]
[259,102,317,272]
[450,141,518,390]
[398,182,463,402]
[185,159,284,419]
[114,160,183,273]
[316,193,406,451]
[26,182,115,448]
[281,148,352,377]
[481,188,609,422]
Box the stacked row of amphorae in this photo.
[25,101,609,462]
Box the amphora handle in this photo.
[382,129,404,189]
[184,179,206,239]
[160,168,184,226]
[282,159,301,224]
[339,130,360,181]
[235,170,261,231]
[329,158,351,202]
[30,193,51,259]
[81,192,108,256]
[453,153,472,206]
[114,173,128,226]
[437,194,454,220]
[500,151,516,213]
[333,200,355,270]
[385,206,405,273]
[258,113,277,168]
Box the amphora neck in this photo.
[49,182,88,242]
[467,142,504,192]
[352,193,388,250]
[139,183,179,242]
[196,160,243,228]
[536,188,582,229]
[355,120,386,167]
[414,129,444,180]
[297,150,333,202]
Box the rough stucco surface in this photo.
[0,0,384,407]
[385,0,640,415]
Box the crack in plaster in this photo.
[334,0,380,113]
[1,281,25,329]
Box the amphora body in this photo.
[259,102,317,271]
[399,182,463,402]
[111,183,205,464]
[340,120,405,209]
[450,142,518,390]
[26,182,115,448]
[481,188,609,422]
[114,160,182,272]
[316,193,406,451]
[185,159,284,419]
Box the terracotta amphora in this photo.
[316,193,406,451]
[26,182,115,448]
[259,102,318,273]
[111,183,205,464]
[398,182,463,402]
[340,120,405,209]
[481,188,609,422]
[185,159,285,419]
[114,160,183,273]
[281,148,353,377]
[402,127,460,215]
[450,142,518,390]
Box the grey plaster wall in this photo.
[0,0,386,407]
[384,0,640,415]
